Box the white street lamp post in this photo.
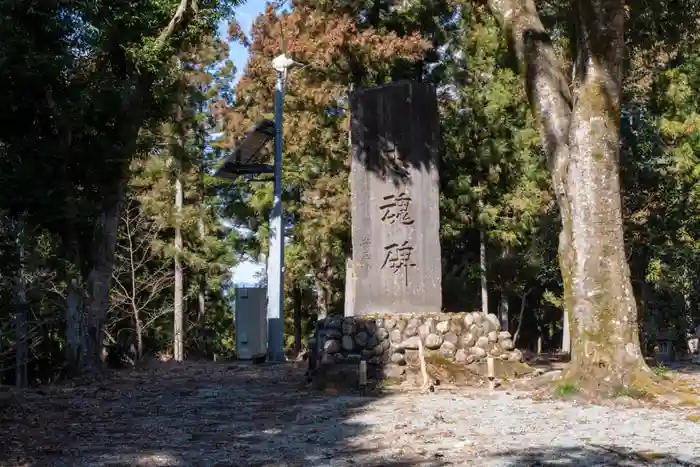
[266,53,301,362]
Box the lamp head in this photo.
[272,53,301,73]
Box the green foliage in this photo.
[0,0,242,381]
[439,4,555,316]
[107,34,242,361]
[620,30,700,347]
[652,363,670,378]
[554,381,580,398]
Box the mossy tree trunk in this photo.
[489,0,651,391]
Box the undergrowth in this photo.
[610,386,653,400]
[554,381,580,397]
[652,363,669,378]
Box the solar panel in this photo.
[214,119,276,179]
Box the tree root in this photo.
[551,366,700,406]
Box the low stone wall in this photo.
[309,312,523,383]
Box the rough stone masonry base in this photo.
[309,312,523,383]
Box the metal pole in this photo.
[266,69,285,362]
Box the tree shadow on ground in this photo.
[0,360,449,467]
[665,361,700,376]
[487,444,699,466]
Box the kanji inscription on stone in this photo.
[381,240,417,286]
[379,192,414,225]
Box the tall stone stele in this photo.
[349,80,442,316]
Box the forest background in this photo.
[0,0,698,387]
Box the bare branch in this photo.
[486,0,572,207]
[142,308,173,330]
[156,0,199,47]
[110,196,175,346]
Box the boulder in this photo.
[425,333,443,350]
[499,331,512,340]
[396,336,421,350]
[484,313,501,332]
[326,315,343,329]
[391,352,407,365]
[440,341,457,358]
[384,364,406,379]
[464,313,475,327]
[324,339,341,354]
[475,336,489,349]
[455,348,468,364]
[342,319,357,335]
[460,333,476,348]
[342,335,355,352]
[355,331,369,347]
[443,331,459,346]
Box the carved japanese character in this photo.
[381,240,417,285]
[378,192,414,225]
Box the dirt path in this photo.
[1,361,700,466]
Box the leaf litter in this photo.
[2,360,700,466]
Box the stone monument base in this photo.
[307,312,523,387]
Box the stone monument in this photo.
[349,80,442,315]
[307,81,523,388]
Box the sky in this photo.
[218,0,269,285]
[218,0,266,83]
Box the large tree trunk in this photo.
[85,187,122,368]
[488,0,650,391]
[564,0,647,385]
[64,194,87,375]
[14,216,28,388]
[65,277,85,373]
[173,173,184,362]
[196,129,207,324]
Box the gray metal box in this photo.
[234,287,268,360]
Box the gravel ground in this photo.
[1,361,700,466]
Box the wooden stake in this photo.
[418,339,431,391]
[487,356,495,390]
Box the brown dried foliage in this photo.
[213,3,430,277]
